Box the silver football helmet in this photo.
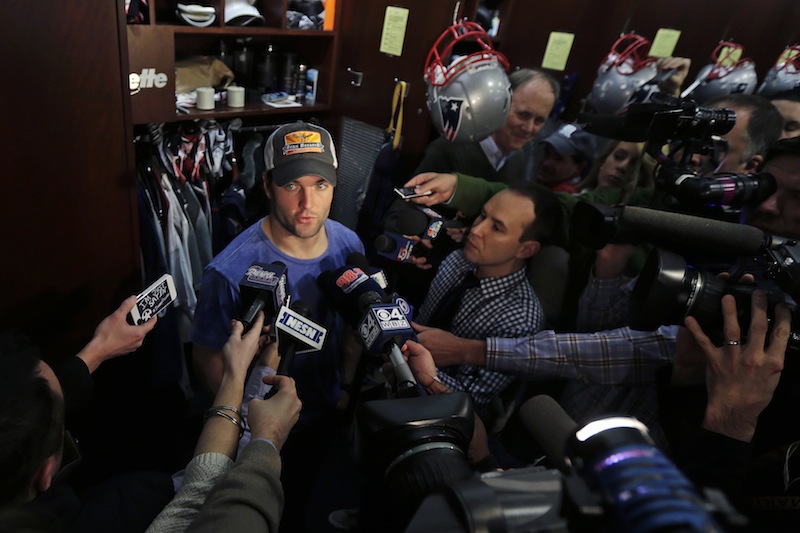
[687,42,757,104]
[757,45,800,98]
[424,20,511,143]
[587,33,658,115]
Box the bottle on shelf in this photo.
[255,43,278,93]
[282,52,297,95]
[234,42,254,87]
[218,40,234,71]
[295,63,307,104]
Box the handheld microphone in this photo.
[347,252,414,320]
[389,292,415,321]
[264,300,324,399]
[355,287,421,396]
[519,394,577,474]
[374,232,420,263]
[239,261,288,332]
[347,252,389,290]
[397,205,463,240]
[319,264,423,396]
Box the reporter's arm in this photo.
[412,323,486,367]
[184,440,284,533]
[184,375,300,533]
[77,295,158,373]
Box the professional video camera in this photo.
[405,395,744,532]
[571,200,800,347]
[579,93,776,220]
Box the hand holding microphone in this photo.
[238,261,288,332]
[264,300,327,399]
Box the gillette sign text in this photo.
[129,68,168,95]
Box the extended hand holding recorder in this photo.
[127,273,177,325]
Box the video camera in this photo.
[571,200,800,348]
[405,395,744,532]
[579,93,776,219]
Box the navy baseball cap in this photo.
[541,123,596,159]
[264,121,338,186]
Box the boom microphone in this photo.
[239,261,288,332]
[519,395,577,474]
[571,201,767,256]
[522,395,725,532]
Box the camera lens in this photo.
[630,249,726,330]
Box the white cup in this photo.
[227,86,245,108]
[196,86,215,110]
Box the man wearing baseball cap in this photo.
[190,121,364,532]
[534,123,597,193]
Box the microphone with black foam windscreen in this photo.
[570,200,768,257]
[519,394,577,474]
[373,232,420,264]
[520,394,725,531]
[319,265,423,396]
[238,261,288,332]
[347,252,389,290]
[397,205,464,241]
[347,251,415,319]
[264,300,326,399]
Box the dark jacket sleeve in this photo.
[53,356,94,417]
[186,440,283,533]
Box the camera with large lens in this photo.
[571,200,800,348]
[580,93,776,218]
[630,247,792,333]
[404,395,742,532]
[357,392,475,531]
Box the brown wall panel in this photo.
[0,1,138,358]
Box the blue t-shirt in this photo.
[191,218,364,423]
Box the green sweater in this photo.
[415,136,526,185]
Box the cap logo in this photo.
[558,124,578,139]
[282,131,325,156]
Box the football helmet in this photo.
[587,33,658,115]
[757,45,800,97]
[687,42,757,104]
[424,20,511,143]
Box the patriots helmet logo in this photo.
[438,96,465,142]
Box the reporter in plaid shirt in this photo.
[415,183,561,427]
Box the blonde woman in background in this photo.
[577,140,653,203]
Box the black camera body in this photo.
[403,396,742,533]
[356,392,475,531]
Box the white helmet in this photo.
[423,20,511,143]
[688,42,757,104]
[587,33,658,115]
[757,45,800,98]
[224,0,264,26]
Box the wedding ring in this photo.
[724,339,742,346]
